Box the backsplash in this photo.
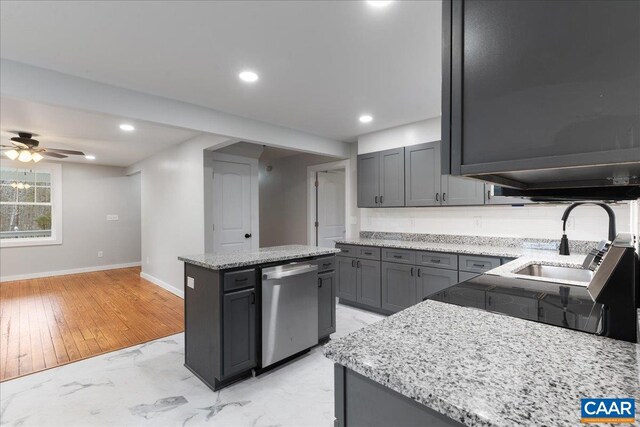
[359,231,600,255]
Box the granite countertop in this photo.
[323,300,639,427]
[335,237,584,260]
[178,244,340,270]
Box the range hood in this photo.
[497,183,640,202]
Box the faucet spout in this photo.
[559,202,616,255]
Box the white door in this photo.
[316,170,346,248]
[213,160,252,253]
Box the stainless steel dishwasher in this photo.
[261,262,318,368]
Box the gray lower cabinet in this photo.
[379,148,405,207]
[417,267,459,301]
[336,256,358,302]
[405,142,441,206]
[357,152,380,207]
[357,259,382,308]
[318,271,336,339]
[222,288,256,377]
[441,175,485,206]
[382,262,417,313]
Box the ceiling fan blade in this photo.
[44,148,85,155]
[8,141,29,149]
[41,151,68,159]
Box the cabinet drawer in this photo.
[382,248,415,265]
[315,256,335,273]
[223,269,256,292]
[458,255,501,273]
[356,246,381,260]
[415,251,458,270]
[336,244,358,257]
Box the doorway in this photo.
[308,160,351,248]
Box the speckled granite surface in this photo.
[323,300,640,427]
[486,253,591,286]
[179,245,340,270]
[357,232,598,255]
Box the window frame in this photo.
[0,160,63,248]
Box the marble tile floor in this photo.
[0,303,385,427]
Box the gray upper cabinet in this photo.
[357,152,380,208]
[442,0,640,189]
[441,175,485,206]
[382,262,418,313]
[357,259,382,308]
[222,288,256,378]
[405,142,441,206]
[379,148,405,207]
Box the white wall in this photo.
[358,117,440,154]
[356,119,636,242]
[259,152,336,247]
[128,133,231,296]
[0,162,141,280]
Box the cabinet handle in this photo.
[487,190,491,200]
[393,255,403,259]
[431,259,441,263]
[472,263,486,268]
[417,268,421,277]
[322,262,331,267]
[250,291,256,305]
[357,260,361,268]
[352,259,356,268]
[235,277,248,283]
[318,278,322,288]
[375,195,379,204]
[410,267,414,276]
[487,296,492,306]
[435,193,439,202]
[380,195,384,204]
[442,192,446,202]
[364,251,373,255]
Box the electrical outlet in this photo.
[106,214,119,221]
[187,277,195,289]
[473,217,482,229]
[98,251,103,258]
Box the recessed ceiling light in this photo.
[239,70,259,83]
[359,115,373,123]
[85,155,96,160]
[367,1,393,8]
[119,124,135,132]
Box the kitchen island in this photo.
[179,245,340,391]
[323,300,639,427]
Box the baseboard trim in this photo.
[0,262,142,283]
[140,272,184,299]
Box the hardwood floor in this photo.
[0,267,184,382]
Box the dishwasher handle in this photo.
[262,263,318,280]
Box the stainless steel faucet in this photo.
[559,202,616,256]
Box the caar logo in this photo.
[581,398,635,423]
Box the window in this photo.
[0,162,62,247]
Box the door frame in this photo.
[307,159,352,246]
[206,152,260,252]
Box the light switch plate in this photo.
[187,277,195,289]
[106,214,119,221]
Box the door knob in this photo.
[245,233,252,238]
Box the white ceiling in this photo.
[0,1,442,143]
[0,98,200,167]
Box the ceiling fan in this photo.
[1,132,85,163]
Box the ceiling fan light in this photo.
[10,182,17,188]
[18,150,32,162]
[24,184,31,189]
[31,152,44,163]
[4,149,19,160]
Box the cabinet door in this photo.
[356,259,381,308]
[318,271,336,339]
[405,142,441,206]
[222,288,256,377]
[357,152,380,208]
[441,175,485,206]
[381,262,417,313]
[379,148,405,207]
[417,267,459,301]
[336,257,357,302]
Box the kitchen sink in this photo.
[515,264,593,283]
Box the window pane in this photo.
[35,186,51,203]
[17,185,35,203]
[0,167,18,184]
[0,204,52,239]
[0,184,17,203]
[35,171,51,186]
